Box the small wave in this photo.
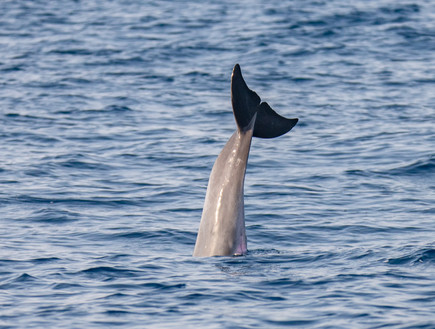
[58,159,111,170]
[264,319,318,327]
[78,266,140,279]
[14,195,143,207]
[60,77,93,85]
[51,282,83,290]
[382,155,435,177]
[113,228,195,246]
[291,3,420,35]
[249,249,282,256]
[0,273,41,290]
[102,105,133,112]
[86,56,149,67]
[1,64,24,72]
[14,273,38,282]
[47,48,93,56]
[141,282,186,290]
[104,309,133,316]
[416,249,435,264]
[183,70,211,77]
[346,155,435,178]
[54,153,113,171]
[29,208,79,223]
[30,257,60,264]
[179,292,217,301]
[80,105,134,114]
[387,246,435,265]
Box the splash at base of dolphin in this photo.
[193,64,298,257]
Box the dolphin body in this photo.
[193,64,298,257]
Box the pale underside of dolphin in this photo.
[193,64,298,257]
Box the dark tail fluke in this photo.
[231,64,298,138]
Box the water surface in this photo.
[1,1,434,328]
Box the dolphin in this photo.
[193,64,298,257]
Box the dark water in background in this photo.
[1,0,434,328]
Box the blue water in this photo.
[1,0,434,328]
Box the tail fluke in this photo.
[231,64,298,138]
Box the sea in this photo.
[0,0,434,328]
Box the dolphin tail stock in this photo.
[231,64,298,138]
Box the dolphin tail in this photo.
[231,64,298,138]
